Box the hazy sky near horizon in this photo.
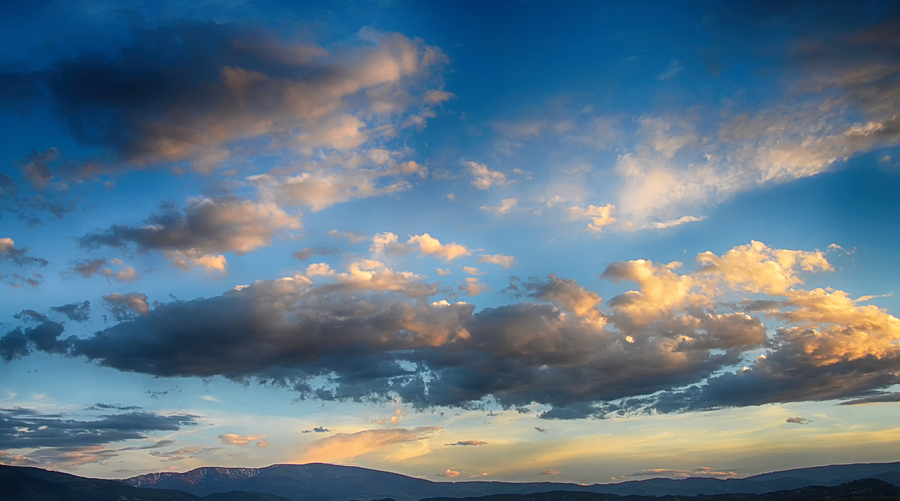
[2,0,900,484]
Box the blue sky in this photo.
[2,0,900,483]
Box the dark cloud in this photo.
[838,391,900,406]
[0,272,44,288]
[13,309,48,323]
[67,258,108,278]
[293,246,340,261]
[10,270,769,419]
[0,21,447,170]
[0,238,48,267]
[79,197,300,270]
[786,416,811,424]
[0,329,29,362]
[50,300,91,323]
[0,321,71,362]
[0,407,198,449]
[13,245,900,420]
[23,321,70,354]
[302,426,331,433]
[84,403,143,411]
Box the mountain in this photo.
[422,478,900,501]
[120,461,900,501]
[4,460,900,501]
[0,464,291,501]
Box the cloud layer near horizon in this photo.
[5,241,897,420]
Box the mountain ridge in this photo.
[115,460,900,501]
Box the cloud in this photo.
[786,417,811,424]
[438,469,461,477]
[478,254,516,268]
[521,274,604,322]
[408,233,471,261]
[66,258,138,283]
[537,469,560,476]
[50,301,91,323]
[0,407,197,450]
[84,403,142,411]
[15,241,899,420]
[534,427,548,433]
[0,22,448,171]
[293,247,340,261]
[0,238,48,267]
[616,15,900,220]
[150,446,219,461]
[838,392,900,406]
[648,215,706,230]
[436,268,452,276]
[446,440,487,446]
[481,198,518,216]
[459,277,487,297]
[462,267,486,276]
[327,230,369,244]
[424,90,457,104]
[299,426,440,463]
[618,467,739,479]
[80,197,301,273]
[102,293,150,321]
[463,161,507,190]
[657,58,684,80]
[302,426,331,433]
[218,434,266,446]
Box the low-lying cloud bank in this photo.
[3,241,898,420]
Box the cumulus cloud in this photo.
[80,197,301,273]
[407,233,471,261]
[299,427,440,463]
[66,258,139,283]
[12,241,900,420]
[459,277,487,297]
[568,204,617,234]
[438,469,461,477]
[463,161,507,190]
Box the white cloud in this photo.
[408,233,471,261]
[478,254,516,268]
[463,161,507,190]
[481,198,518,216]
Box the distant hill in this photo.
[0,464,291,501]
[4,460,900,501]
[5,464,900,501]
[120,461,900,501]
[422,478,900,501]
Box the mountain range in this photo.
[1,460,899,501]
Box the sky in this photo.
[1,0,900,485]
